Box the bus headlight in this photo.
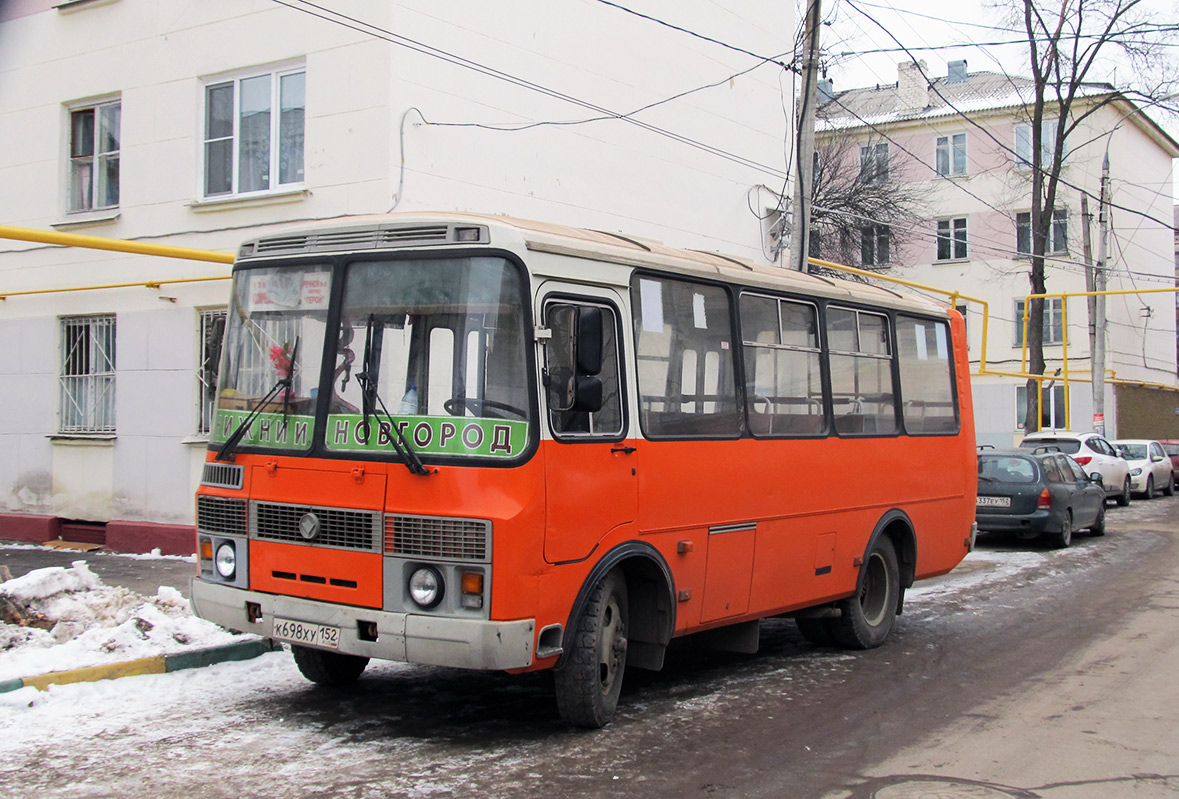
[215,542,237,580]
[408,566,443,609]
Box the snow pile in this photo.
[0,561,252,682]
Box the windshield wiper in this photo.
[215,336,299,462]
[355,314,432,476]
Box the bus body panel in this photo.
[191,213,979,721]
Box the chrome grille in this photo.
[385,515,491,561]
[252,501,381,552]
[197,495,248,536]
[201,462,244,490]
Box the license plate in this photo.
[272,618,340,649]
[977,496,1011,508]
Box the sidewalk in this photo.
[0,541,277,694]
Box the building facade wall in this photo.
[819,77,1177,447]
[0,0,792,548]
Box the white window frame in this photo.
[1016,209,1068,256]
[67,97,121,214]
[1015,119,1066,167]
[1016,383,1067,430]
[59,315,116,435]
[935,133,967,177]
[860,224,890,267]
[936,217,968,262]
[1014,297,1065,346]
[201,64,305,199]
[860,142,889,184]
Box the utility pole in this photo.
[1092,152,1110,436]
[789,0,820,272]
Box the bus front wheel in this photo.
[554,570,629,728]
[291,645,369,686]
[832,536,900,650]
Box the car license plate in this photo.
[272,618,340,649]
[977,496,1011,508]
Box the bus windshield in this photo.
[325,256,531,461]
[212,264,331,452]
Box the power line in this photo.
[840,0,1178,234]
[270,0,789,180]
[589,0,790,67]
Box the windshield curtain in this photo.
[210,264,331,451]
[326,256,531,461]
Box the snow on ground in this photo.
[0,560,253,682]
[0,538,1117,798]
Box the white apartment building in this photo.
[0,0,791,551]
[818,61,1179,448]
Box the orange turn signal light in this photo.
[461,571,484,595]
[200,538,213,560]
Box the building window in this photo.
[860,225,890,266]
[935,133,967,176]
[1016,383,1067,430]
[1015,119,1066,167]
[1016,209,1068,255]
[198,309,227,435]
[1014,298,1065,345]
[68,100,120,213]
[59,315,116,434]
[204,67,305,198]
[936,217,968,261]
[860,142,889,184]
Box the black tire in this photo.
[1052,512,1073,549]
[554,570,629,728]
[1145,476,1155,499]
[1116,477,1131,507]
[1089,504,1106,536]
[831,537,900,650]
[796,617,837,647]
[291,644,369,686]
[1165,475,1175,497]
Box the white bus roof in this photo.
[237,211,945,317]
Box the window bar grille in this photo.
[59,315,116,434]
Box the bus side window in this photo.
[545,302,623,438]
[896,315,958,435]
[631,276,741,438]
[739,293,825,437]
[827,307,897,436]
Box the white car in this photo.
[1019,431,1132,506]
[1111,439,1175,498]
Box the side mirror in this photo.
[1089,473,1104,485]
[545,304,604,413]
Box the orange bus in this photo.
[192,213,977,727]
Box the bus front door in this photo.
[540,290,637,564]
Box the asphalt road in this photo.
[3,496,1177,798]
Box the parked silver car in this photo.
[1018,431,1131,506]
[1111,439,1175,498]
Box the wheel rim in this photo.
[596,594,625,695]
[1061,516,1072,545]
[859,551,891,627]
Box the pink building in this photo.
[817,61,1179,446]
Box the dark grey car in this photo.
[976,448,1106,548]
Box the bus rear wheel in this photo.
[831,537,900,650]
[554,570,629,728]
[291,645,369,686]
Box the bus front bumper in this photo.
[190,579,536,671]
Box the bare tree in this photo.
[809,133,927,272]
[1012,0,1176,432]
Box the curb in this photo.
[0,638,282,694]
